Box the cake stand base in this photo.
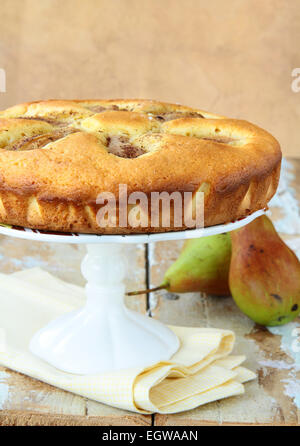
[29,244,180,375]
[0,209,263,375]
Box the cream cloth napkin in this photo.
[0,267,256,414]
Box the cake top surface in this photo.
[0,99,281,202]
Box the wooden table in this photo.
[0,159,299,426]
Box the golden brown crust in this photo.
[0,99,281,234]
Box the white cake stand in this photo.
[0,209,264,375]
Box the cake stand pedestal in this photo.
[0,209,264,375]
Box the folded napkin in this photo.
[0,267,256,414]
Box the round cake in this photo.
[0,99,281,234]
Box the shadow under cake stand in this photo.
[0,209,264,375]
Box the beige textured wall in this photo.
[0,0,299,157]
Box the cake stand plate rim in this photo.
[0,209,265,244]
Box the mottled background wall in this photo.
[0,0,299,157]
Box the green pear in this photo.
[162,233,231,295]
[128,233,231,296]
[229,215,300,326]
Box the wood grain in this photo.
[0,0,299,158]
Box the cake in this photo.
[0,99,281,234]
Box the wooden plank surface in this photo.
[0,159,299,426]
[151,159,300,426]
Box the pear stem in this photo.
[126,284,166,296]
